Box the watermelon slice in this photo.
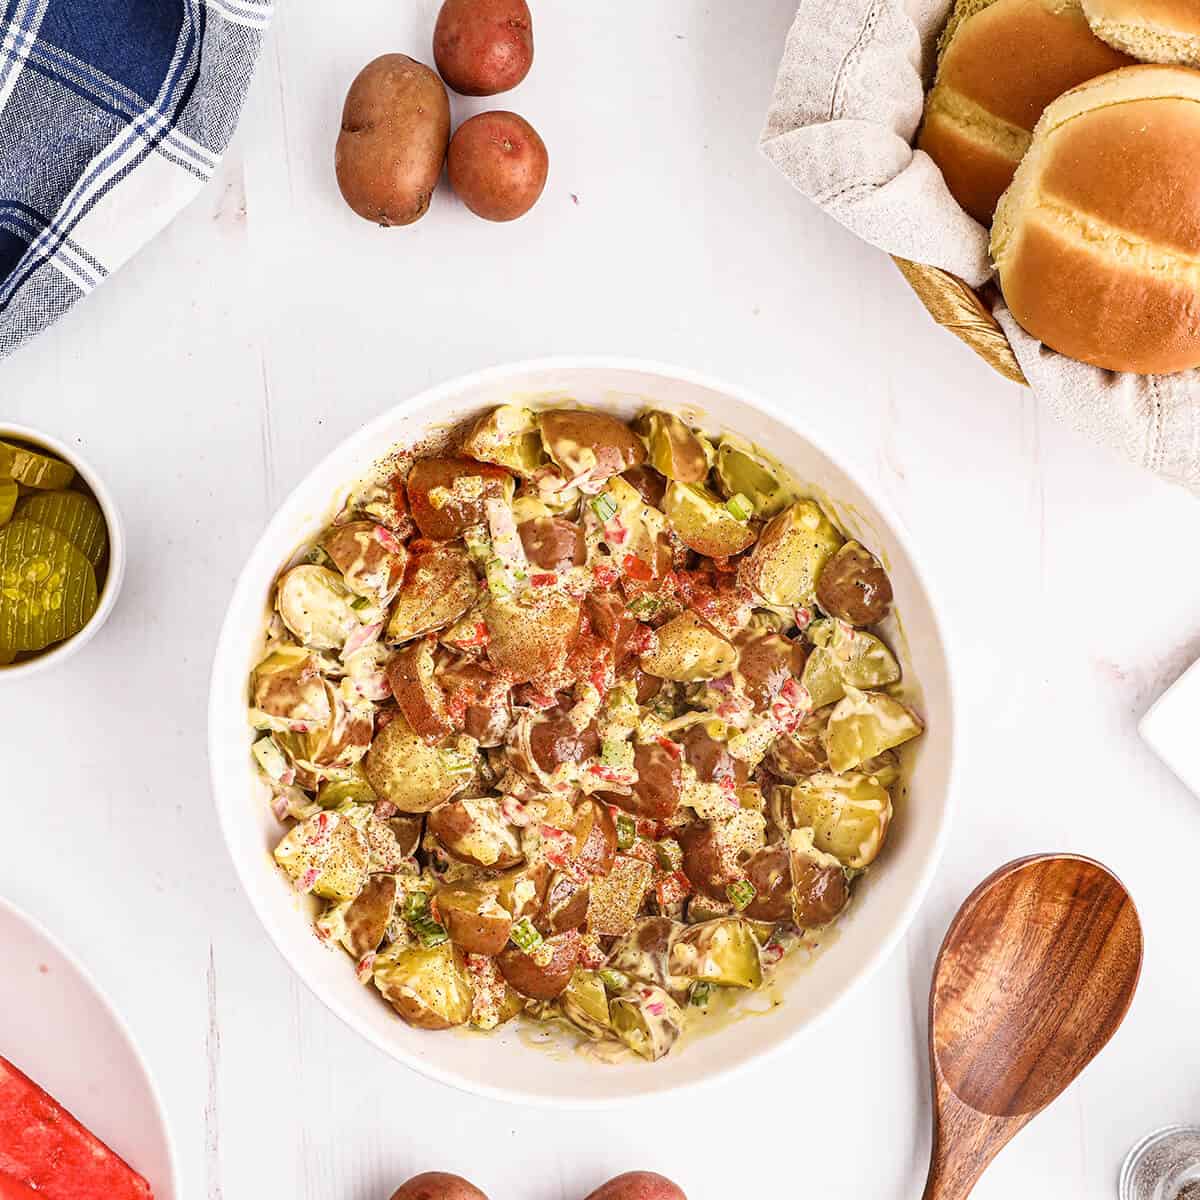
[0,1057,153,1199]
[0,1175,41,1200]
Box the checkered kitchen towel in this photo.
[0,0,272,358]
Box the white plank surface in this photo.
[3,3,1199,1198]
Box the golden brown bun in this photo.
[1083,0,1200,65]
[920,0,1133,224]
[992,65,1200,374]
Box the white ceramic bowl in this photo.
[209,358,958,1106]
[0,423,126,681]
[0,894,180,1198]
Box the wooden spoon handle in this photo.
[923,1072,1029,1200]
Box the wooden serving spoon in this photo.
[923,854,1143,1200]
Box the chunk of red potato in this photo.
[676,567,752,640]
[252,647,332,728]
[742,499,843,606]
[388,638,453,740]
[571,797,617,876]
[664,482,757,558]
[437,656,512,746]
[622,464,666,508]
[0,1056,154,1200]
[815,539,893,626]
[634,410,711,483]
[387,543,478,644]
[740,845,792,922]
[342,873,398,957]
[538,870,590,933]
[678,822,742,901]
[733,628,808,712]
[584,1172,687,1200]
[484,589,581,682]
[388,813,425,857]
[428,795,524,868]
[538,409,645,481]
[490,860,549,919]
[497,930,581,999]
[406,457,513,540]
[436,886,514,955]
[390,1172,489,1200]
[275,680,373,785]
[530,712,600,773]
[789,829,850,927]
[599,739,682,820]
[322,520,408,602]
[586,854,653,936]
[763,705,833,781]
[586,592,651,667]
[374,943,473,1029]
[680,725,748,788]
[639,612,736,682]
[519,515,585,569]
[458,404,546,476]
[364,714,473,812]
[606,916,688,998]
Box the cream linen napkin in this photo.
[761,0,1200,493]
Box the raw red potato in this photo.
[433,0,533,96]
[583,1172,687,1200]
[390,1171,489,1200]
[0,1057,153,1199]
[447,111,549,222]
[335,55,450,227]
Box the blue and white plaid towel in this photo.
[0,0,272,358]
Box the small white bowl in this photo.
[209,358,959,1107]
[0,423,126,680]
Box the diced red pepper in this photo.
[656,735,682,759]
[622,553,653,582]
[531,573,558,587]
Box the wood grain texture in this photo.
[923,855,1143,1200]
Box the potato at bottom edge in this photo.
[583,1171,687,1200]
[390,1171,489,1200]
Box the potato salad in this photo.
[247,403,924,1061]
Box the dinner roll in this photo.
[920,0,1132,224]
[992,65,1200,374]
[1082,0,1200,65]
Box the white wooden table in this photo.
[3,3,1198,1198]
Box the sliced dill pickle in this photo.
[16,490,107,565]
[0,442,75,490]
[0,479,16,526]
[0,520,98,652]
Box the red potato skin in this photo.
[433,0,533,97]
[390,1172,489,1200]
[335,55,450,227]
[584,1173,687,1200]
[448,111,549,222]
